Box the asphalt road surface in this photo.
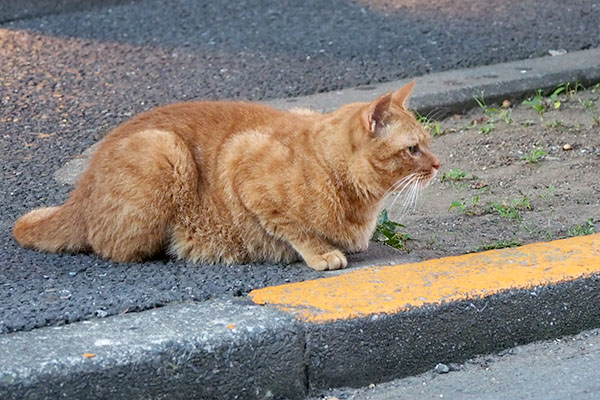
[1,0,599,333]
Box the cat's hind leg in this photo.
[83,129,199,262]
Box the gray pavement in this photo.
[1,1,600,398]
[314,328,600,400]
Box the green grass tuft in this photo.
[521,147,548,163]
[374,209,412,251]
[568,218,595,237]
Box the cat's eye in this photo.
[408,145,420,155]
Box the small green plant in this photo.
[499,109,513,125]
[487,196,531,222]
[448,200,467,213]
[520,120,535,127]
[522,84,568,116]
[567,79,585,95]
[448,193,482,215]
[579,98,596,111]
[473,94,512,134]
[441,168,468,182]
[476,238,522,251]
[521,147,548,163]
[579,97,600,126]
[416,113,444,136]
[430,122,442,136]
[548,85,567,109]
[479,119,495,134]
[488,202,521,221]
[568,218,595,237]
[538,185,556,200]
[545,120,567,131]
[374,209,411,250]
[474,95,492,114]
[522,90,545,115]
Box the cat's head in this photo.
[334,81,440,199]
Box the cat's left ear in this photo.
[392,80,416,109]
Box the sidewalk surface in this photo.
[1,0,600,398]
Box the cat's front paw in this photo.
[346,240,369,254]
[306,250,348,271]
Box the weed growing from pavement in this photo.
[440,168,468,182]
[440,168,483,194]
[545,119,567,131]
[475,238,522,252]
[548,85,567,109]
[416,112,444,136]
[522,90,545,115]
[449,194,531,222]
[538,185,556,200]
[522,84,567,116]
[373,209,412,251]
[487,196,531,222]
[567,79,585,95]
[579,96,600,126]
[579,98,596,111]
[471,94,513,134]
[521,147,548,163]
[448,189,485,215]
[568,218,595,237]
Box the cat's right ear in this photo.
[361,92,393,135]
[391,80,415,109]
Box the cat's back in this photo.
[91,100,317,190]
[109,101,293,143]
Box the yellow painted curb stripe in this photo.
[249,234,600,323]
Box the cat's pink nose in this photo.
[432,161,441,170]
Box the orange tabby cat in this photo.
[13,81,440,270]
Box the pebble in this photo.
[548,49,567,56]
[563,143,572,151]
[435,363,450,374]
[502,99,512,108]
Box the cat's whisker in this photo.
[397,178,419,219]
[388,175,417,211]
[398,174,426,218]
[409,178,421,211]
[387,177,419,221]
[385,173,416,197]
[385,174,416,205]
[412,177,424,212]
[424,107,449,122]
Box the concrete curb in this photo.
[266,47,600,115]
[2,274,599,398]
[0,298,307,399]
[3,50,600,399]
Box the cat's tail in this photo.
[13,202,87,254]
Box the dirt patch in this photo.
[382,84,600,260]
